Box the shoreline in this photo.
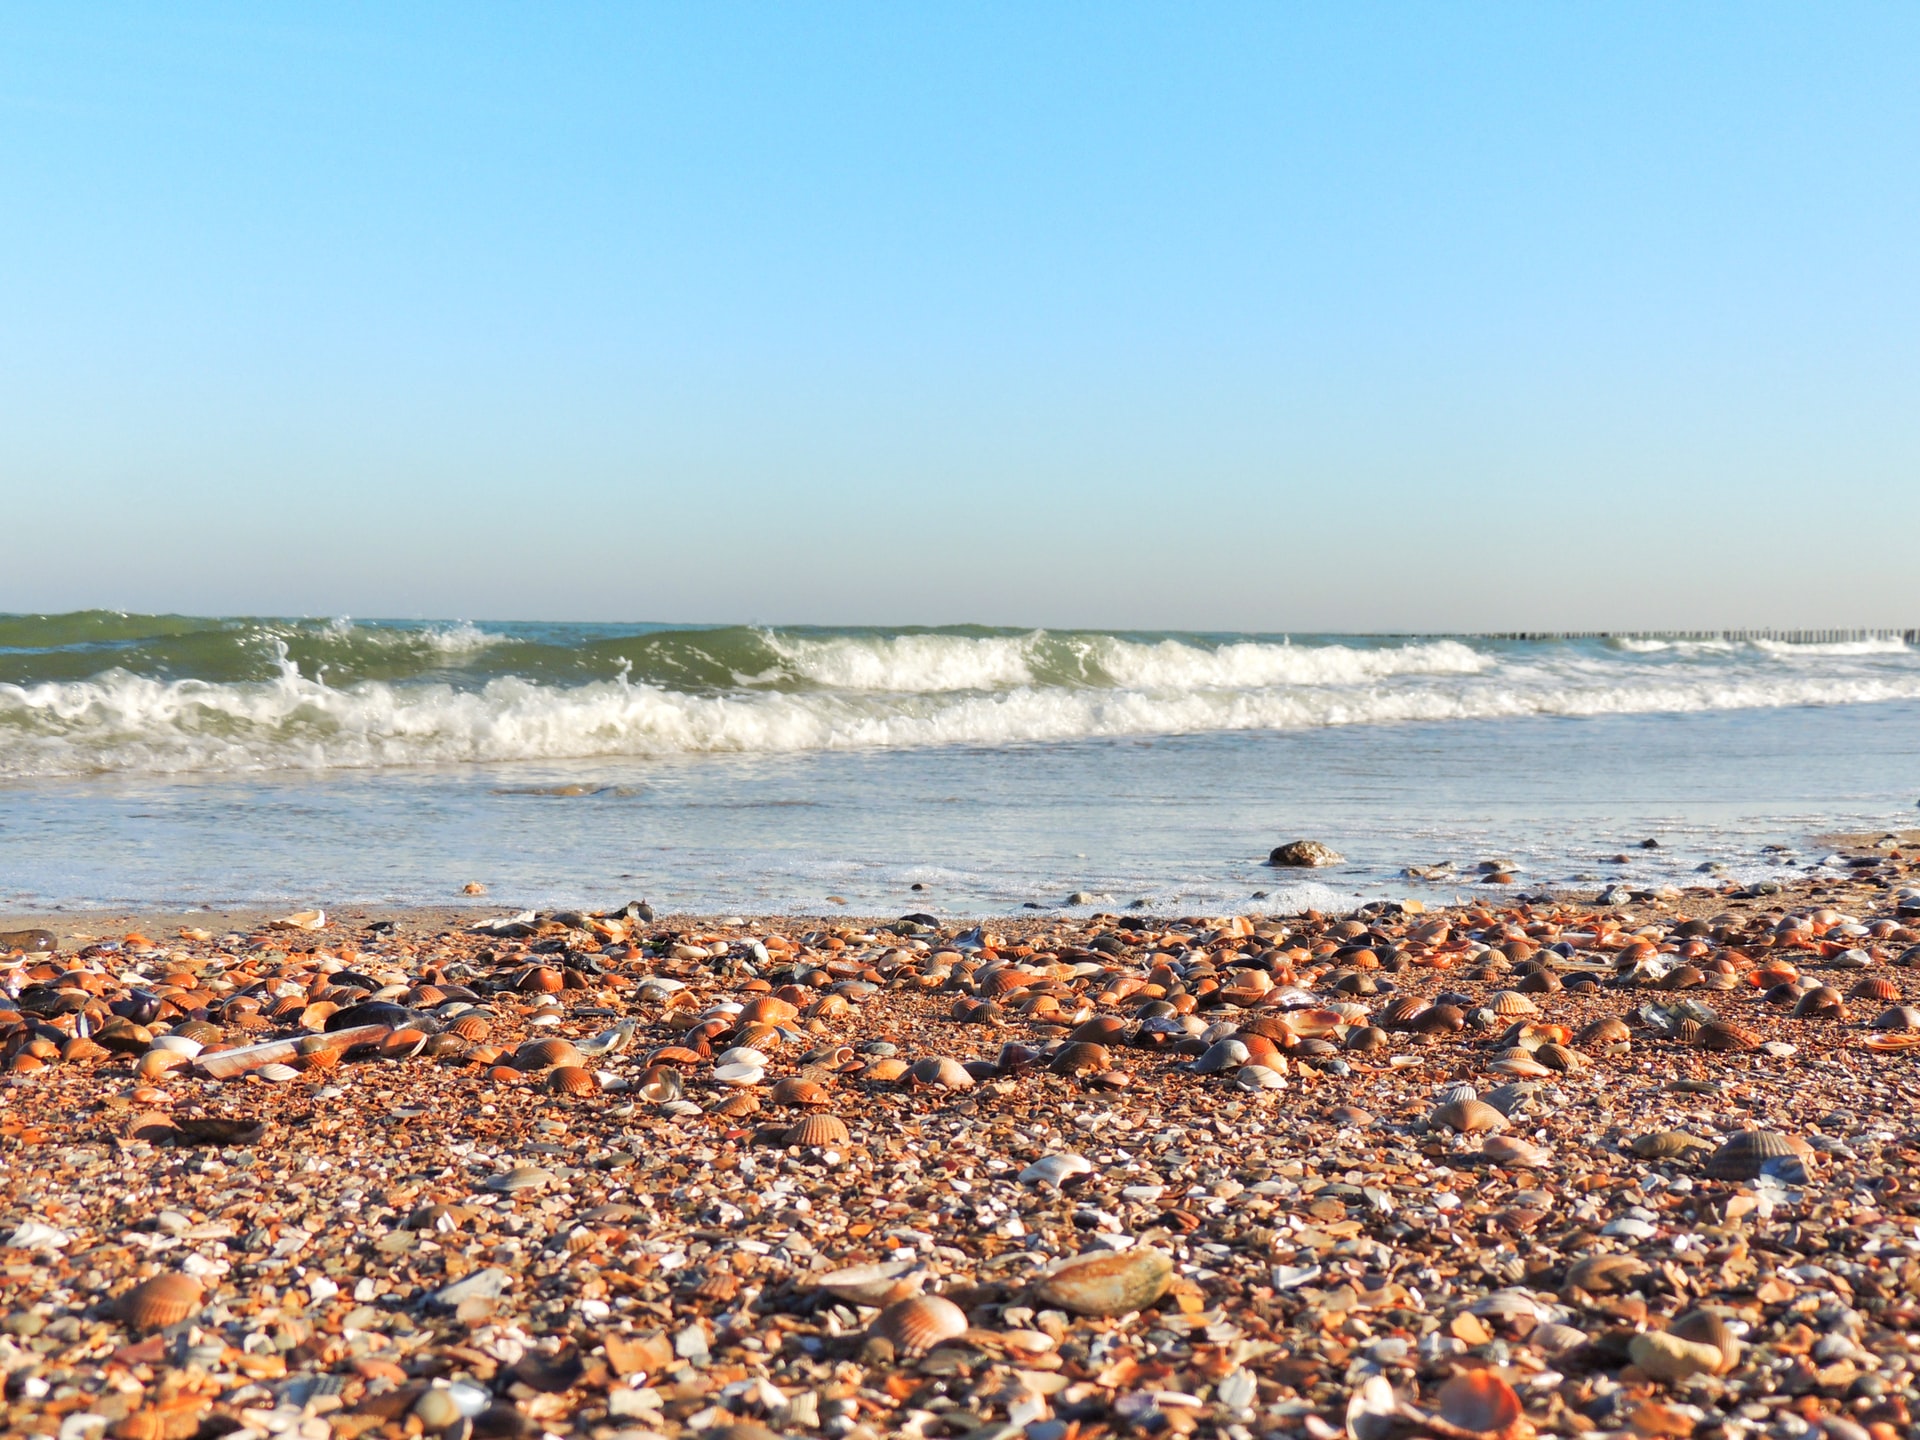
[3,853,1918,1439]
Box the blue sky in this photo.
[3,4,1917,630]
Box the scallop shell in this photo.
[547,1065,598,1096]
[1379,997,1429,1029]
[710,1092,760,1117]
[1433,1101,1510,1136]
[1488,991,1537,1016]
[513,1038,583,1071]
[784,1114,851,1147]
[736,996,798,1025]
[1693,1022,1760,1052]
[1032,1247,1173,1316]
[1435,1371,1522,1435]
[1564,1253,1648,1294]
[119,1273,204,1330]
[1435,1081,1479,1104]
[1704,1129,1812,1179]
[817,1258,927,1306]
[1849,976,1901,1002]
[871,1294,968,1357]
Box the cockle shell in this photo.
[1032,1247,1173,1316]
[1704,1129,1812,1180]
[1849,976,1901,1002]
[547,1065,598,1096]
[817,1258,927,1307]
[784,1114,851,1148]
[513,1038,583,1071]
[871,1294,968,1357]
[1488,991,1537,1016]
[770,1076,831,1107]
[1872,1005,1920,1031]
[1048,1041,1111,1077]
[1791,986,1846,1019]
[119,1273,204,1330]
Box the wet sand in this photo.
[3,847,1919,1440]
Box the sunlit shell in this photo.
[647,1045,706,1068]
[1792,986,1846,1019]
[871,1294,968,1357]
[134,1051,188,1081]
[1872,1004,1920,1031]
[1192,1039,1250,1074]
[817,1258,926,1306]
[1412,1003,1467,1033]
[634,1065,685,1102]
[119,1273,204,1330]
[730,1021,784,1051]
[710,1092,760,1117]
[736,996,798,1025]
[514,1038,583,1071]
[1237,1013,1297,1044]
[378,1028,428,1060]
[1488,1055,1553,1079]
[1068,1016,1129,1044]
[1693,1022,1760,1052]
[784,1114,851,1147]
[770,1076,831,1107]
[1049,1041,1111,1077]
[1345,1026,1391,1052]
[1705,1129,1813,1179]
[547,1065,598,1096]
[1430,1099,1508,1135]
[1746,962,1800,988]
[862,1056,911,1083]
[1285,1008,1349,1038]
[1564,1253,1648,1294]
[514,965,565,993]
[1849,976,1901,1002]
[61,1037,110,1064]
[907,1056,975,1090]
[1860,1032,1920,1053]
[1532,1042,1583,1072]
[1668,1308,1741,1373]
[1631,1130,1711,1159]
[1435,1370,1522,1435]
[1488,991,1537,1016]
[1379,997,1429,1030]
[1660,964,1707,991]
[1032,1247,1173,1316]
[1234,1063,1287,1090]
[1481,1135,1551,1167]
[1019,1152,1094,1186]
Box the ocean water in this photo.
[1,613,1917,915]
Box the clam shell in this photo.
[1564,1253,1648,1293]
[1192,1039,1250,1074]
[1481,1135,1551,1167]
[1872,1005,1920,1032]
[712,1062,765,1086]
[1533,1042,1583,1072]
[1069,1016,1130,1044]
[635,1065,685,1103]
[817,1258,926,1307]
[513,1038,583,1071]
[1032,1247,1173,1316]
[784,1114,851,1147]
[1435,1371,1521,1435]
[1791,985,1845,1018]
[907,1057,975,1090]
[119,1273,204,1330]
[1234,1063,1287,1090]
[1431,1099,1508,1134]
[1668,1308,1740,1372]
[1705,1129,1812,1179]
[871,1294,968,1357]
[1019,1153,1094,1186]
[737,996,799,1025]
[1048,1041,1111,1076]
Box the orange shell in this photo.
[119,1273,204,1330]
[514,1038,584,1071]
[784,1114,852,1147]
[1436,1370,1522,1435]
[871,1294,967,1357]
[547,1065,598,1095]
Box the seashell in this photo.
[1191,1039,1250,1074]
[1033,1247,1173,1316]
[736,996,798,1025]
[1531,1321,1589,1354]
[1532,1042,1583,1072]
[1435,1370,1522,1435]
[1670,1018,1703,1044]
[488,1165,557,1193]
[1791,986,1846,1019]
[1234,1063,1287,1090]
[1432,1099,1508,1134]
[1019,1153,1094,1186]
[1849,976,1901,1002]
[1631,1130,1711,1159]
[1348,1374,1398,1440]
[817,1258,927,1306]
[148,1035,203,1058]
[1435,1081,1479,1104]
[784,1114,851,1147]
[1704,1129,1812,1180]
[61,1036,110,1064]
[712,1062,765,1087]
[1380,996,1429,1029]
[1284,1008,1348,1038]
[170,1019,223,1045]
[728,1021,785,1051]
[1564,1253,1648,1294]
[378,1028,428,1060]
[715,1045,768,1068]
[1481,1135,1551,1167]
[907,1057,975,1090]
[1069,1016,1130,1044]
[648,1045,706,1068]
[862,1056,911,1083]
[770,1076,831,1107]
[1660,964,1706,991]
[1668,1308,1740,1373]
[1238,1013,1298,1044]
[513,1038,583,1071]
[1514,969,1562,995]
[1487,1055,1553,1079]
[447,1014,491,1043]
[1345,1025,1391,1052]
[1862,1031,1920,1052]
[119,1272,204,1330]
[256,1063,301,1082]
[514,965,564,993]
[547,1065,598,1096]
[1488,991,1537,1016]
[1328,1104,1373,1127]
[871,1294,968,1357]
[1630,1329,1729,1384]
[617,1066,677,1106]
[1048,1041,1111,1077]
[710,1092,760,1117]
[1693,1022,1760,1051]
[1412,1003,1466,1033]
[135,1051,188,1081]
[1873,1003,1920,1031]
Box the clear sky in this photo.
[3,3,1917,631]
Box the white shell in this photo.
[257,1062,301,1082]
[1234,1064,1287,1090]
[712,1063,765,1086]
[1018,1153,1094,1186]
[149,1035,203,1058]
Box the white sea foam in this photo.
[6,644,1920,778]
[763,631,1046,691]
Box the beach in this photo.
[4,850,1918,1440]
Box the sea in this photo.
[2,613,1918,917]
